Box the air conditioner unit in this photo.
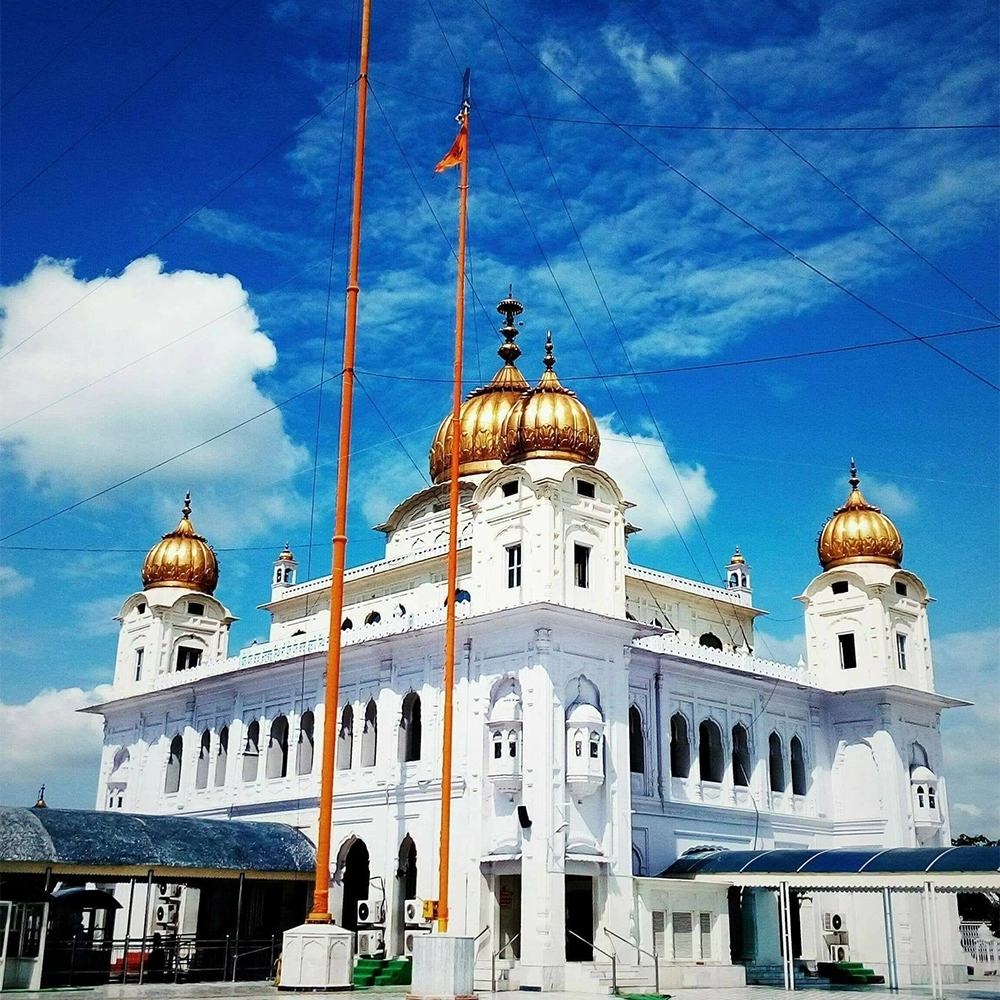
[404,928,432,957]
[822,912,847,933]
[155,902,179,927]
[161,883,183,900]
[404,899,426,926]
[356,899,385,926]
[356,927,385,958]
[829,943,850,962]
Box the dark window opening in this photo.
[574,543,590,589]
[506,544,522,589]
[341,617,353,631]
[134,647,144,681]
[699,719,724,782]
[838,632,857,670]
[493,732,503,759]
[790,735,807,795]
[732,724,751,787]
[699,632,723,650]
[928,786,936,808]
[670,713,691,778]
[768,732,786,792]
[176,645,202,671]
[365,610,381,625]
[576,480,595,498]
[137,602,146,614]
[629,705,645,774]
[242,720,260,782]
[589,734,599,758]
[188,601,205,616]
[896,633,908,670]
[297,711,315,775]
[361,699,377,767]
[501,481,519,497]
[895,581,908,596]
[164,734,183,794]
[215,727,228,786]
[831,581,849,595]
[400,692,422,762]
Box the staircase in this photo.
[352,957,412,988]
[565,961,663,995]
[817,960,885,985]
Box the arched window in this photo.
[341,617,353,631]
[111,747,130,776]
[360,699,378,767]
[916,785,925,808]
[698,719,724,783]
[393,604,406,618]
[928,785,936,809]
[242,720,260,782]
[492,730,503,760]
[195,729,211,789]
[670,713,691,778]
[732,724,751,787]
[164,734,183,794]
[399,692,422,762]
[455,589,471,603]
[297,711,314,775]
[508,729,518,759]
[364,610,381,625]
[265,716,289,779]
[768,732,786,792]
[699,632,723,650]
[790,735,807,795]
[337,705,354,770]
[628,705,645,774]
[912,742,929,769]
[215,726,229,786]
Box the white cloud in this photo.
[596,417,715,541]
[837,468,917,517]
[602,26,683,102]
[0,565,33,597]
[754,630,806,667]
[933,627,1000,838]
[0,256,309,541]
[0,684,111,809]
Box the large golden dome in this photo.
[501,332,600,465]
[818,462,903,570]
[141,493,219,594]
[429,292,531,483]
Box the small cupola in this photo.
[726,547,751,592]
[486,678,523,796]
[565,701,606,799]
[272,543,298,596]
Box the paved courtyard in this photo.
[19,980,1000,1000]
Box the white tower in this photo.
[724,547,752,606]
[272,543,298,599]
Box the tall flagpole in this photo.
[437,71,471,935]
[309,0,372,924]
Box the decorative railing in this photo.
[960,922,1000,974]
[635,632,806,684]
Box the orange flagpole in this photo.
[437,86,471,935]
[309,0,372,924]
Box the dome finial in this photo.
[496,287,524,365]
[182,491,192,519]
[849,458,859,491]
[543,331,556,371]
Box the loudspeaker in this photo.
[517,805,531,828]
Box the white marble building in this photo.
[85,295,966,989]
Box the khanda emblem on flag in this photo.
[435,68,472,173]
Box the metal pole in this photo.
[137,869,153,985]
[611,953,617,994]
[882,886,898,992]
[122,876,135,983]
[929,883,943,999]
[654,948,659,995]
[437,89,471,937]
[778,881,794,991]
[232,872,245,982]
[223,934,230,982]
[308,0,372,924]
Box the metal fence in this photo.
[960,921,1000,977]
[41,934,280,986]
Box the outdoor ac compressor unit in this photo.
[356,927,385,957]
[822,912,847,932]
[404,928,431,957]
[404,899,427,926]
[357,899,385,926]
[155,901,179,927]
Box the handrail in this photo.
[605,926,659,994]
[567,928,616,994]
[474,926,490,946]
[492,931,520,992]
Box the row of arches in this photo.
[665,713,809,795]
[340,593,471,632]
[335,692,422,770]
[163,712,316,794]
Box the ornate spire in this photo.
[543,331,556,370]
[849,458,860,491]
[34,784,47,808]
[182,491,192,520]
[496,287,524,365]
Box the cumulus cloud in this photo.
[0,685,111,809]
[0,256,308,541]
[596,417,715,541]
[933,627,1000,838]
[0,565,33,597]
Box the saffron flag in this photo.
[435,119,468,172]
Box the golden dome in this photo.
[729,547,746,565]
[141,492,219,594]
[818,461,903,570]
[278,543,295,561]
[500,332,600,465]
[429,291,531,483]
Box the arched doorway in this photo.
[339,838,370,931]
[394,835,417,955]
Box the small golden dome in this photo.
[278,543,295,561]
[729,547,746,565]
[818,461,903,570]
[141,492,219,594]
[429,291,531,483]
[501,332,600,466]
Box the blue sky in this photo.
[1,0,997,828]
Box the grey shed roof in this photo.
[0,807,316,878]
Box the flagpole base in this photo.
[408,935,476,1000]
[279,922,354,990]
